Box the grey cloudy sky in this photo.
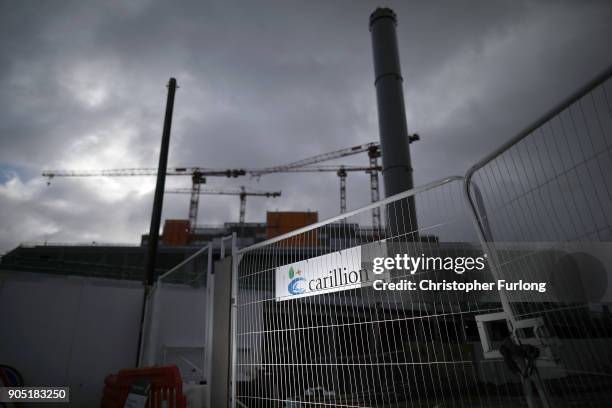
[0,0,611,253]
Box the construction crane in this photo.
[260,165,381,215]
[166,186,281,225]
[42,167,246,232]
[248,141,384,227]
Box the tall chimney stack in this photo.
[369,8,418,236]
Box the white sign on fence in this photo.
[275,246,367,301]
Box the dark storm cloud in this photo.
[0,0,611,253]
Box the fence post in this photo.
[209,242,235,407]
[204,244,213,384]
[230,232,238,407]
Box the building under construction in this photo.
[0,211,321,281]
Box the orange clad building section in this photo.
[266,211,318,247]
[161,220,190,246]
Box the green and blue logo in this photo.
[287,266,306,295]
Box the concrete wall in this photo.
[0,271,144,407]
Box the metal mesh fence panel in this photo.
[140,244,212,384]
[465,66,612,406]
[159,246,210,287]
[232,178,529,407]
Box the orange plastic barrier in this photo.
[101,365,187,408]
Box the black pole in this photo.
[369,8,418,238]
[144,77,177,286]
[136,77,177,366]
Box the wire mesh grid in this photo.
[140,244,212,384]
[233,178,530,407]
[159,244,210,287]
[465,68,612,406]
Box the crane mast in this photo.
[188,171,207,232]
[368,145,381,229]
